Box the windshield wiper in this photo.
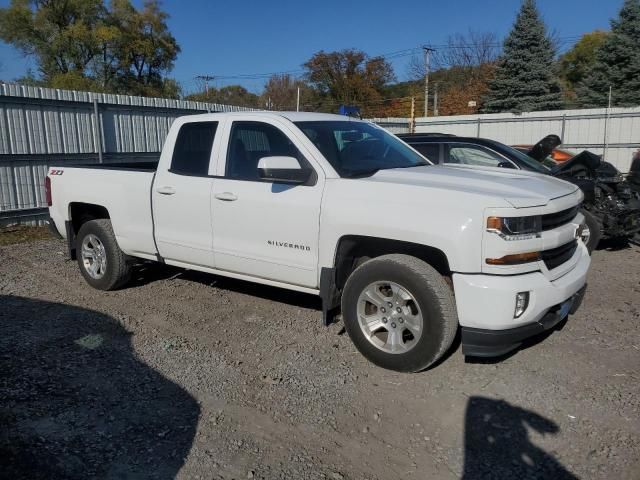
[342,163,429,178]
[389,163,429,169]
[342,168,381,178]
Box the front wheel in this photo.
[76,219,131,290]
[580,209,601,254]
[341,254,458,372]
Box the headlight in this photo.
[487,215,542,241]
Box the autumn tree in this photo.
[407,31,499,115]
[482,0,562,113]
[303,49,395,115]
[0,0,180,97]
[261,74,310,110]
[578,0,640,107]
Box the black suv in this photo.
[398,133,640,252]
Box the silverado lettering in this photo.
[267,240,311,251]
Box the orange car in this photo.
[512,144,575,163]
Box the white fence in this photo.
[372,106,640,173]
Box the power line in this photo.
[190,34,583,85]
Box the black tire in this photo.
[76,219,131,290]
[341,254,458,372]
[580,209,601,254]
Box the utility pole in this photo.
[423,46,435,117]
[434,83,439,117]
[296,87,300,112]
[195,75,215,96]
[410,96,416,133]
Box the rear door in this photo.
[210,119,324,288]
[152,120,221,267]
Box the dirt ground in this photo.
[1,235,639,480]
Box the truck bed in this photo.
[48,163,158,259]
[63,160,159,172]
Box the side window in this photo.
[445,143,509,168]
[226,121,304,181]
[170,122,218,176]
[412,143,441,163]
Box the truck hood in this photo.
[366,165,579,208]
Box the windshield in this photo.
[295,121,429,177]
[502,145,550,173]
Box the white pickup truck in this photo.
[47,112,590,371]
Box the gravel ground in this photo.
[1,237,639,480]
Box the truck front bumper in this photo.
[453,243,590,357]
[460,285,586,357]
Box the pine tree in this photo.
[578,0,640,107]
[481,0,562,113]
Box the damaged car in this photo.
[398,133,640,252]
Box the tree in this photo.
[578,0,640,107]
[0,0,105,89]
[109,0,181,97]
[186,85,261,108]
[407,31,499,115]
[482,0,562,113]
[558,31,609,93]
[303,49,395,115]
[261,74,309,110]
[0,0,180,97]
[439,65,496,115]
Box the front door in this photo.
[152,120,219,267]
[211,120,323,288]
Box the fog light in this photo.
[514,292,529,318]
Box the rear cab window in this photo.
[170,121,218,176]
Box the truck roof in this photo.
[182,111,361,123]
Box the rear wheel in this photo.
[76,219,131,290]
[341,254,458,372]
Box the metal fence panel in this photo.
[371,106,640,173]
[0,83,255,224]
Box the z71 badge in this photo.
[49,169,64,176]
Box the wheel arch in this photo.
[319,235,452,326]
[66,203,111,259]
[332,235,451,290]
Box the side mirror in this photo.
[257,156,312,184]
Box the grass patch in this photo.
[0,226,52,246]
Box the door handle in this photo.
[156,186,176,195]
[214,192,238,202]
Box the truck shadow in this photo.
[462,396,577,479]
[123,262,322,311]
[0,295,200,480]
